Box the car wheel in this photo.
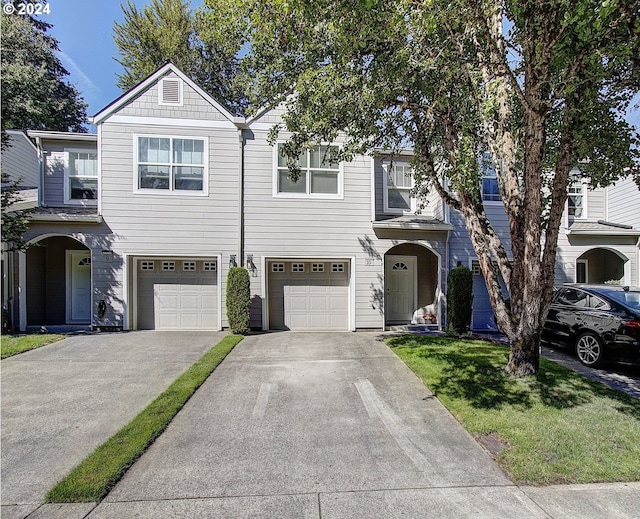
[575,332,604,367]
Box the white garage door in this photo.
[137,259,218,330]
[268,260,349,331]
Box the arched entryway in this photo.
[25,235,91,327]
[576,247,629,284]
[384,243,439,325]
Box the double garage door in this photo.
[268,260,350,331]
[137,258,218,330]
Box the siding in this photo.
[608,177,640,228]
[243,122,449,329]
[41,139,97,207]
[97,115,240,327]
[1,131,39,187]
[117,71,231,123]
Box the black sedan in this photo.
[542,284,640,367]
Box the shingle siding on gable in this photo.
[117,72,232,122]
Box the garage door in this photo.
[268,260,349,330]
[137,258,218,330]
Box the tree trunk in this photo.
[506,331,540,377]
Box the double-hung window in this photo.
[383,162,414,213]
[65,150,97,203]
[275,144,342,198]
[136,136,207,194]
[567,179,586,219]
[480,152,500,202]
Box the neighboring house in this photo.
[3,63,639,332]
[554,173,640,290]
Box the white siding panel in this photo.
[2,132,39,187]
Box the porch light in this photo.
[102,249,114,262]
[229,255,237,267]
[246,254,256,271]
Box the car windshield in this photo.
[598,289,640,310]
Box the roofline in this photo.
[26,130,97,142]
[3,130,38,152]
[91,62,241,126]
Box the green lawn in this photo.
[46,334,243,503]
[1,334,65,359]
[387,334,640,485]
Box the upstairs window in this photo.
[275,144,342,198]
[480,152,500,202]
[567,179,586,219]
[383,162,414,213]
[136,136,207,194]
[65,150,98,204]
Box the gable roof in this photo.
[91,62,245,127]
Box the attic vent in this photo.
[159,78,183,105]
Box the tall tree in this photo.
[113,0,246,114]
[1,11,88,146]
[207,0,639,375]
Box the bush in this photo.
[447,266,473,333]
[226,267,251,335]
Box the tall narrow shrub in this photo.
[226,267,251,335]
[447,266,473,334]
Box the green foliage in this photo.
[447,266,473,334]
[226,267,251,335]
[205,0,639,375]
[1,334,65,359]
[388,334,640,484]
[113,0,246,115]
[1,12,87,145]
[46,334,243,502]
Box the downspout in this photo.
[34,136,44,207]
[237,127,245,265]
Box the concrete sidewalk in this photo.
[1,331,226,518]
[4,332,639,518]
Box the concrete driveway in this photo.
[85,332,549,518]
[1,330,226,516]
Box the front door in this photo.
[67,250,91,322]
[385,255,416,323]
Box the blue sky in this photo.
[43,0,203,117]
[33,0,639,129]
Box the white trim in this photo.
[158,77,183,106]
[92,63,239,125]
[272,143,344,200]
[27,130,97,142]
[576,259,588,283]
[349,256,356,331]
[566,177,588,224]
[133,134,209,196]
[104,114,237,130]
[18,251,26,332]
[63,147,98,206]
[261,255,268,331]
[370,155,376,222]
[97,127,103,215]
[382,161,416,214]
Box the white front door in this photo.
[67,250,91,322]
[385,255,417,323]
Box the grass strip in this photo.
[46,334,243,503]
[387,334,640,485]
[1,334,65,359]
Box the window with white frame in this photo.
[384,162,414,213]
[275,144,341,197]
[567,179,586,219]
[65,150,97,203]
[203,261,217,272]
[480,152,501,202]
[136,136,206,193]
